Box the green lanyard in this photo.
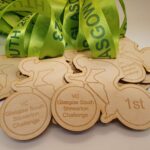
[0,0,127,59]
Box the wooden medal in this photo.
[0,91,51,140]
[51,84,100,132]
[70,54,150,130]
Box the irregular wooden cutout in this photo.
[117,56,146,83]
[12,57,73,99]
[119,38,150,73]
[51,84,101,132]
[64,40,147,83]
[0,56,24,100]
[69,54,150,130]
[52,51,100,131]
[0,91,51,140]
[14,57,73,127]
[64,39,150,84]
[0,57,73,140]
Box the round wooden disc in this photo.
[0,92,51,140]
[51,85,100,132]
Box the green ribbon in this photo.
[6,13,37,57]
[0,0,127,59]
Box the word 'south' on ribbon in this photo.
[0,0,127,59]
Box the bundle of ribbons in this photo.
[0,0,127,59]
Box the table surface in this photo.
[0,0,150,150]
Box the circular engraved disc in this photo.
[0,92,51,140]
[52,85,100,131]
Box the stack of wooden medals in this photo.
[0,38,150,140]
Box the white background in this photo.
[0,0,150,150]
